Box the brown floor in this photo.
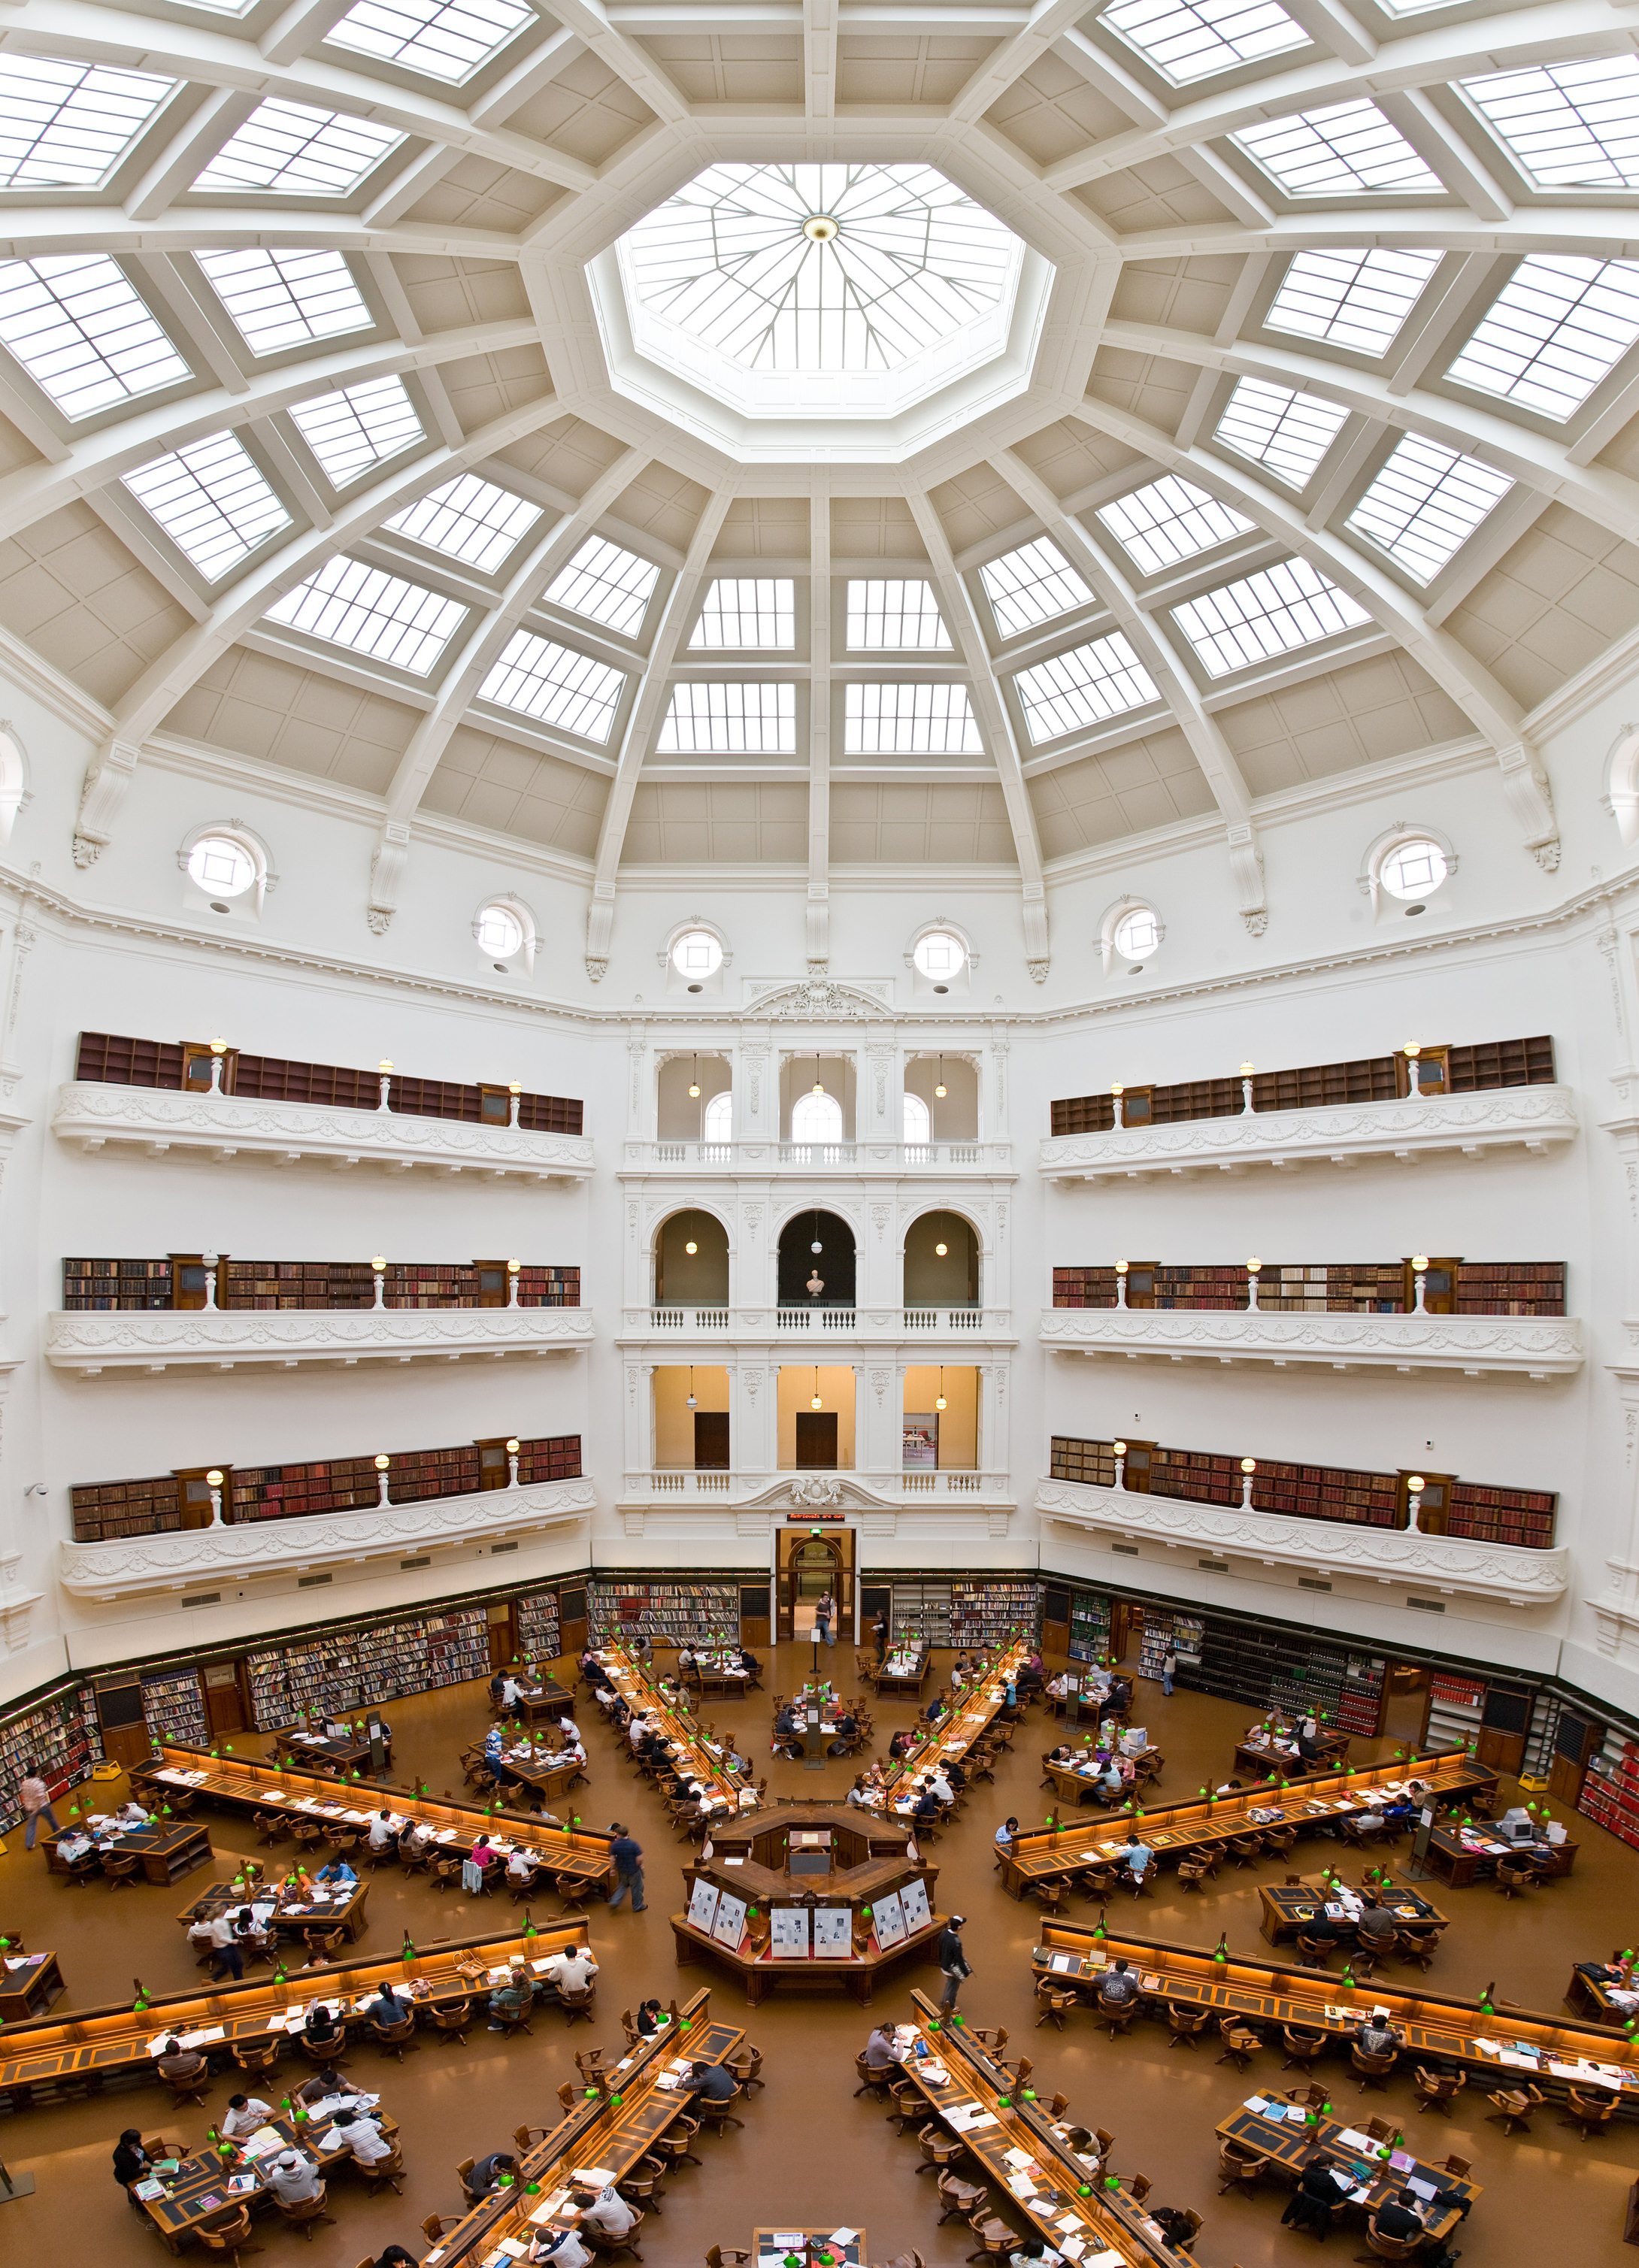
[5,1641,1637,2267]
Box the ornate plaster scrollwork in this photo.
[789,1476,843,1505]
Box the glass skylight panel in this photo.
[289,375,423,487]
[1444,256,1639,420]
[1232,100,1444,198]
[1462,56,1639,192]
[658,684,798,754]
[0,56,174,190]
[1265,247,1441,356]
[1213,377,1349,489]
[1345,435,1513,584]
[265,556,465,676]
[846,579,951,650]
[1013,635,1160,744]
[192,101,405,195]
[327,0,536,82]
[1099,0,1306,86]
[1095,475,1255,577]
[0,255,189,418]
[195,249,371,355]
[480,630,626,742]
[979,538,1096,638]
[690,578,795,650]
[543,537,659,637]
[1172,559,1372,677]
[385,473,541,571]
[121,431,289,581]
[844,684,982,755]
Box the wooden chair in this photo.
[1358,2221,1422,2263]
[1295,1931,1334,1968]
[885,2076,927,2135]
[232,2039,283,2082]
[1281,2025,1326,2073]
[965,2213,1015,2262]
[161,2055,212,2109]
[704,2250,751,2268]
[430,1855,465,1892]
[1486,2082,1544,2135]
[429,1997,474,2046]
[1166,2005,1210,2051]
[1351,2042,1398,2092]
[1116,2173,1152,2206]
[936,2170,988,2224]
[854,2051,892,2099]
[1562,2085,1620,2139]
[422,2215,460,2245]
[1170,2206,1203,2254]
[1101,1996,1138,2041]
[1177,1855,1212,1893]
[694,2082,746,2134]
[274,2186,338,2241]
[352,2141,405,2196]
[1394,1927,1442,1970]
[102,1854,141,1889]
[1035,1980,1077,2030]
[398,1841,432,1880]
[614,2156,667,2215]
[1413,2066,1465,2114]
[368,2009,419,2061]
[195,2203,263,2267]
[1443,2154,1471,2179]
[252,1811,289,1847]
[726,2041,763,2089]
[559,1982,595,2027]
[583,2205,644,2260]
[302,1926,345,1962]
[648,2116,701,2171]
[1217,2139,1271,2197]
[1216,2017,1262,2072]
[492,2000,535,2040]
[1031,1879,1068,1919]
[299,2032,351,2075]
[1495,1854,1534,1899]
[915,2124,965,2176]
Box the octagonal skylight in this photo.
[595,161,1050,461]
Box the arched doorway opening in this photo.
[653,1209,729,1307]
[903,1210,979,1307]
[776,1523,856,1641]
[777,1209,856,1307]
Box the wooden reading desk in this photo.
[1213,2098,1477,2243]
[898,1987,1207,2265]
[752,2230,864,2266]
[136,2106,401,2254]
[874,1648,930,1696]
[0,1951,64,2023]
[1422,1821,1577,1886]
[999,1749,1493,1897]
[1233,1731,1350,1781]
[508,1679,577,1731]
[685,1649,758,1697]
[488,1740,587,1809]
[421,1985,743,2268]
[1565,1964,1637,2024]
[875,1643,1028,1817]
[274,1727,391,1773]
[595,1649,753,1814]
[1030,1919,1639,2113]
[1257,1876,1446,1946]
[177,1873,371,1944]
[0,1921,590,2112]
[147,1744,617,1894]
[44,1818,211,1885]
[1040,1746,1159,1809]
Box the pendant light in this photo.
[688,1053,700,1099]
[935,1055,947,1100]
[935,1367,947,1413]
[686,1366,697,1411]
[812,1052,825,1095]
[810,1367,823,1411]
[811,1208,823,1255]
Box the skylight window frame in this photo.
[474,624,635,752]
[0,54,182,201]
[687,575,801,657]
[0,253,198,435]
[186,98,411,206]
[1004,629,1166,753]
[117,425,297,592]
[318,0,544,94]
[280,371,429,496]
[184,247,386,375]
[1204,372,1355,502]
[257,553,472,688]
[1092,473,1264,589]
[841,575,953,655]
[1439,71,1639,208]
[535,533,669,652]
[1248,246,1455,376]
[1166,555,1383,692]
[839,679,986,761]
[969,535,1106,655]
[655,679,803,761]
[1219,92,1457,210]
[1083,0,1316,100]
[376,471,545,583]
[1331,428,1518,598]
[1427,252,1639,440]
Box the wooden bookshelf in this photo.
[62,1256,580,1312]
[1052,1260,1565,1316]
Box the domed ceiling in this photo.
[0,0,1634,973]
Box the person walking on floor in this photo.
[871,1612,888,1662]
[19,1761,58,1851]
[814,1591,835,1647]
[937,1914,972,2013]
[607,1823,646,1912]
[1161,1645,1177,1697]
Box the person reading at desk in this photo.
[910,1784,941,1823]
[1119,1831,1154,1886]
[1355,2012,1399,2057]
[864,2021,903,2070]
[575,2183,638,2242]
[556,1710,582,1743]
[1356,1894,1398,1951]
[315,1857,356,1888]
[683,2059,738,2112]
[157,2038,208,2088]
[363,1983,408,2028]
[367,1810,400,1855]
[303,2005,341,2046]
[1280,2154,1344,2236]
[111,1800,153,1829]
[113,2130,152,2187]
[469,2150,519,2200]
[265,2150,325,2206]
[500,1674,523,1709]
[635,1998,666,2036]
[1097,1957,1140,2013]
[542,1946,597,1994]
[1371,2188,1463,2268]
[828,1711,859,1758]
[529,2230,592,2268]
[399,1818,432,1861]
[505,1847,537,1888]
[487,1964,535,2029]
[1009,2242,1065,2267]
[222,2093,274,2139]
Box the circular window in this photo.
[475,904,525,958]
[1113,906,1160,960]
[1379,838,1448,901]
[671,928,723,980]
[913,930,966,981]
[187,836,256,898]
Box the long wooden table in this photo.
[876,1642,1028,1815]
[44,1818,211,1885]
[595,1648,753,1813]
[1041,1745,1159,1809]
[1257,1877,1445,1945]
[1030,1920,1639,2112]
[1214,2099,1478,2244]
[274,1727,392,1773]
[421,1985,743,2268]
[138,2106,402,2253]
[874,1648,930,1695]
[999,1749,1495,1897]
[486,1740,586,1809]
[1423,1821,1577,1885]
[1233,1731,1350,1780]
[0,1951,63,2023]
[148,1744,617,1894]
[1566,1963,1637,2024]
[900,1987,1200,2266]
[506,1677,576,1730]
[178,1873,371,1944]
[0,1921,592,2112]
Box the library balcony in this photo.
[622,1137,1014,1175]
[59,1470,594,1601]
[46,1301,593,1376]
[620,1305,1016,1345]
[1039,1305,1582,1379]
[55,1033,592,1181]
[1043,1035,1573,1185]
[617,1467,1015,1540]
[1035,1473,1570,1609]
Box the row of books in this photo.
[62,1257,580,1311]
[142,1668,208,1746]
[587,1581,741,1645]
[245,1605,492,1727]
[0,1679,103,1830]
[1052,1260,1565,1317]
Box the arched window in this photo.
[702,1091,733,1141]
[791,1091,844,1143]
[903,1092,931,1144]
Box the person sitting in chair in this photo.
[314,1857,356,1888]
[264,2150,325,2206]
[1280,2154,1343,2236]
[487,1964,535,2030]
[1097,1958,1141,2012]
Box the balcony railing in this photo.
[624,1305,1015,1341]
[624,1138,1013,1173]
[625,1467,1010,1502]
[1039,1305,1583,1379]
[1040,1086,1578,1183]
[1036,1476,1569,1607]
[47,1304,594,1377]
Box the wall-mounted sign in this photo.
[784,1512,846,1523]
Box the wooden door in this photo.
[1119,1440,1158,1494]
[203,1662,247,1737]
[475,1438,511,1491]
[182,1041,238,1092]
[1397,1469,1454,1532]
[175,1465,232,1528]
[795,1413,838,1468]
[1042,1584,1071,1658]
[1395,1043,1450,1096]
[170,1254,220,1310]
[1122,1265,1159,1310]
[473,1262,509,1307]
[1404,1257,1462,1315]
[1118,1087,1155,1125]
[694,1411,730,1467]
[559,1586,587,1658]
[478,1085,513,1125]
[487,1599,517,1670]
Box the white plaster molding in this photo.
[51,1083,595,1180]
[1036,1479,1568,1606]
[59,1476,595,1600]
[46,1304,594,1376]
[618,1307,1017,1348]
[622,1469,1013,1513]
[621,1137,1015,1177]
[1040,1306,1583,1379]
[740,977,895,1019]
[1587,1558,1639,1661]
[1041,1087,1579,1183]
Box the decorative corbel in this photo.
[367,819,411,934]
[1022,889,1049,982]
[74,739,142,867]
[1225,819,1267,937]
[1495,739,1559,872]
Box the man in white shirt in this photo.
[576,2185,637,2239]
[112,1801,153,1829]
[366,1810,399,1852]
[506,1848,535,1884]
[529,2231,592,2268]
[628,1714,649,1750]
[501,1676,522,1707]
[544,1948,597,1994]
[928,1769,955,1807]
[333,2110,392,2165]
[557,1714,582,1743]
[188,1909,244,1981]
[263,2151,324,2205]
[221,2094,273,2139]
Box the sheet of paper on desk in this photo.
[830,2227,859,2245]
[1407,2177,1439,2201]
[494,2240,529,2257]
[573,2167,615,2188]
[1050,1954,1073,1972]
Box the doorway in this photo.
[694,1410,730,1467]
[795,1412,838,1467]
[202,1662,246,1737]
[776,1524,856,1640]
[487,1598,517,1671]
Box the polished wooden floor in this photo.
[4,1640,1635,2266]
